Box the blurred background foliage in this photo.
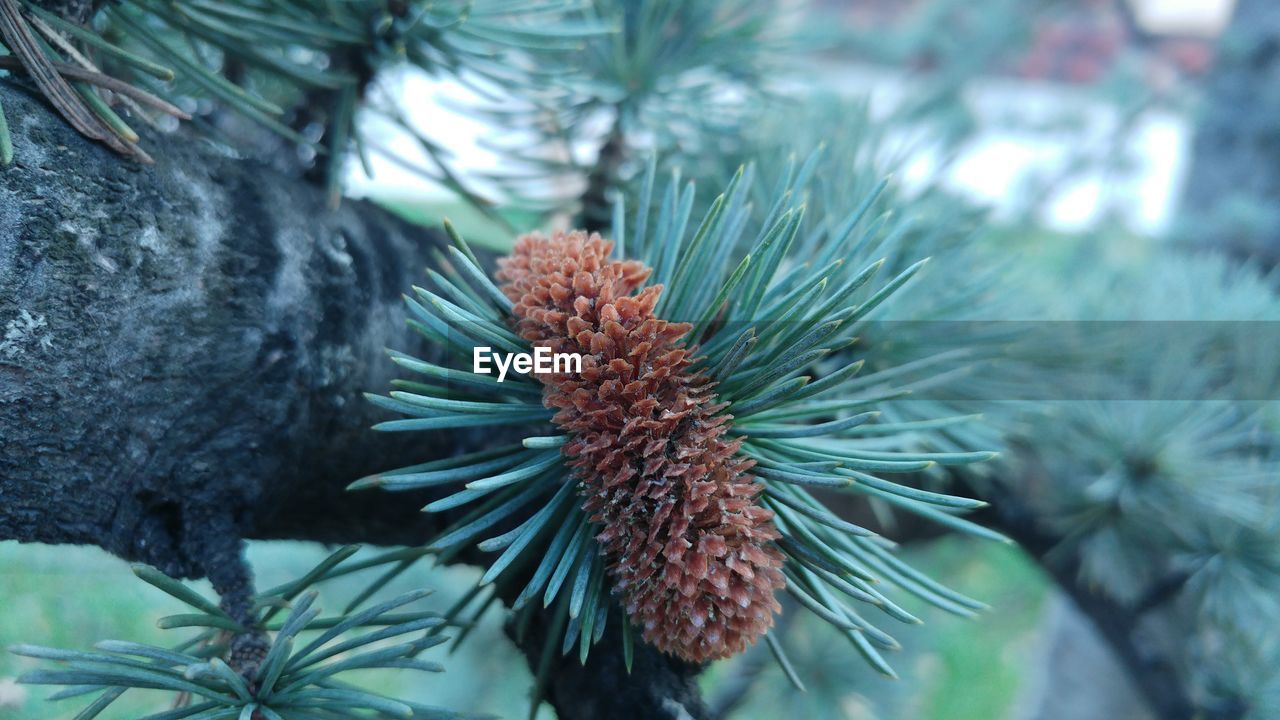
[0,537,1046,720]
[3,0,1280,718]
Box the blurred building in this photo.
[803,0,1238,235]
[813,0,1231,85]
[348,0,1239,237]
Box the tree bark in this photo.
[0,79,447,573]
[1179,0,1280,267]
[0,79,705,720]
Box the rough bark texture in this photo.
[1180,0,1280,268]
[0,80,444,576]
[0,79,705,720]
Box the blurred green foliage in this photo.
[375,197,537,253]
[702,537,1047,720]
[1,537,1044,720]
[0,542,549,720]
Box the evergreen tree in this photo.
[1,1,1277,719]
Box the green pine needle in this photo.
[14,548,484,720]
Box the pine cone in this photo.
[497,230,786,662]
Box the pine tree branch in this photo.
[0,79,703,720]
[1,76,1238,720]
[961,456,1244,720]
[0,77,452,570]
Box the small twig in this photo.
[1133,569,1192,615]
[180,504,271,682]
[579,114,626,233]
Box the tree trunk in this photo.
[1180,0,1280,267]
[0,79,704,720]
